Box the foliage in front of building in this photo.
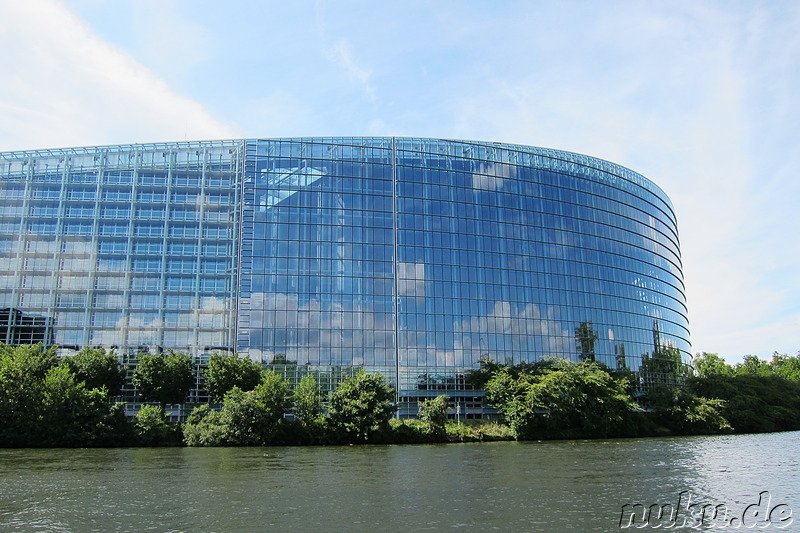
[472,351,800,439]
[132,351,194,407]
[202,353,263,402]
[418,394,450,438]
[0,344,130,447]
[1,344,799,447]
[325,369,397,443]
[133,405,182,446]
[484,358,643,439]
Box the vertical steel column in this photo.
[391,137,400,406]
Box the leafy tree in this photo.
[327,369,397,442]
[525,360,638,438]
[38,365,96,445]
[183,404,227,446]
[735,355,772,377]
[203,353,262,401]
[0,344,58,445]
[692,352,733,378]
[62,347,126,395]
[770,352,800,383]
[575,321,598,362]
[691,351,800,383]
[0,345,128,447]
[293,373,322,425]
[0,342,58,380]
[133,404,175,446]
[252,370,292,424]
[484,367,530,418]
[132,351,194,406]
[215,387,268,445]
[184,372,291,446]
[418,395,449,438]
[48,379,129,447]
[644,384,731,435]
[466,358,557,389]
[688,374,800,433]
[222,376,290,445]
[486,359,638,439]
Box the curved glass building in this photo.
[0,137,689,412]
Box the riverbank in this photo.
[0,405,797,448]
[3,345,800,448]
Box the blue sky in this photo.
[1,0,797,362]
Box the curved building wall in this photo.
[0,137,690,404]
[237,138,690,395]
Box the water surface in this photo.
[1,432,797,532]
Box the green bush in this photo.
[183,404,229,446]
[644,384,731,435]
[293,374,323,426]
[203,353,263,401]
[418,395,449,439]
[688,374,800,433]
[133,405,177,446]
[327,370,397,443]
[132,352,194,407]
[486,359,639,440]
[445,419,515,442]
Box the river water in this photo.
[1,432,797,532]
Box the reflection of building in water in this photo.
[0,138,691,415]
[0,308,54,346]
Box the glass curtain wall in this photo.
[238,139,397,378]
[2,137,690,412]
[0,142,241,358]
[238,138,690,411]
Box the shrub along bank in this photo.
[1,344,798,447]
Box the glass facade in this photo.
[0,142,241,357]
[0,138,690,412]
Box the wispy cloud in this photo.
[0,0,234,150]
[329,39,376,103]
[2,0,796,360]
[442,2,800,360]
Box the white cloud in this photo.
[1,1,795,362]
[442,2,799,362]
[246,292,394,365]
[127,0,212,77]
[397,262,426,297]
[0,0,235,151]
[471,162,515,191]
[328,39,376,103]
[454,301,573,362]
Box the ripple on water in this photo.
[0,432,797,532]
